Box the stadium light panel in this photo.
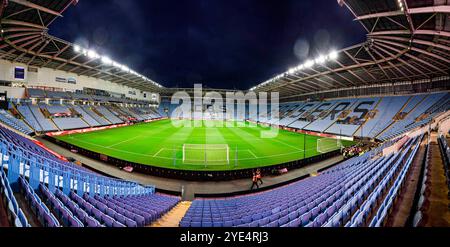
[70,44,161,88]
[120,65,130,73]
[288,68,297,75]
[101,56,112,65]
[315,55,327,64]
[87,50,99,59]
[329,50,338,60]
[304,60,315,68]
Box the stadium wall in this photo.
[0,59,154,101]
[0,86,25,99]
[438,116,450,136]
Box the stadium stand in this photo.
[284,103,318,128]
[0,110,33,135]
[1,0,450,230]
[29,104,58,131]
[80,105,111,126]
[0,169,30,227]
[71,106,101,127]
[249,93,450,141]
[0,124,181,227]
[358,96,410,139]
[378,93,449,141]
[179,136,421,227]
[45,91,70,100]
[94,106,123,124]
[27,89,47,98]
[326,98,380,137]
[16,104,45,132]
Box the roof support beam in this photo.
[375,41,445,74]
[9,0,63,17]
[356,6,450,21]
[374,38,450,65]
[343,50,377,81]
[372,44,421,77]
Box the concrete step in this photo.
[150,201,192,227]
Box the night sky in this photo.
[50,0,366,90]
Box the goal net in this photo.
[317,137,343,154]
[182,144,230,165]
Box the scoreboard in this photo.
[0,91,7,110]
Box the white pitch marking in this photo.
[106,135,142,148]
[247,150,258,158]
[66,136,314,162]
[272,139,304,151]
[153,148,165,157]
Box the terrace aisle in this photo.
[384,136,427,226]
[423,134,450,226]
[150,201,192,227]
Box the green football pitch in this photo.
[55,119,354,171]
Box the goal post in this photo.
[182,144,230,165]
[317,137,343,154]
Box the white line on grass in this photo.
[272,139,304,151]
[153,148,165,157]
[247,150,258,158]
[67,136,319,162]
[106,135,142,148]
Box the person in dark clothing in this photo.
[256,169,263,185]
[250,172,259,190]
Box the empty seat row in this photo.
[0,110,33,135]
[0,169,30,227]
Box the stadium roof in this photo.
[0,0,163,92]
[251,0,450,99]
[1,0,449,96]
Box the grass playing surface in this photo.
[55,119,353,171]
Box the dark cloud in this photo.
[50,0,365,89]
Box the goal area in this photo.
[317,137,343,154]
[182,144,230,165]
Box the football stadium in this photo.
[0,0,450,234]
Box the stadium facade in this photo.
[0,0,449,229]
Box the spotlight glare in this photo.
[87,50,99,59]
[316,55,327,64]
[304,60,315,68]
[288,68,297,74]
[101,56,112,65]
[329,50,339,60]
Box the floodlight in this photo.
[101,56,112,65]
[87,50,99,59]
[316,55,327,64]
[304,60,315,68]
[288,68,297,74]
[120,65,130,72]
[329,50,339,60]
